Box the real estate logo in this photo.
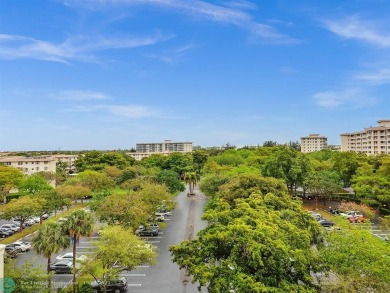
[0,277,16,293]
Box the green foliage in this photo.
[318,227,390,292]
[0,165,24,203]
[156,169,185,193]
[5,261,50,293]
[1,195,46,231]
[84,225,156,292]
[75,151,135,172]
[262,146,311,192]
[170,189,321,292]
[19,173,53,194]
[32,221,70,273]
[71,170,115,192]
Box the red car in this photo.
[348,216,367,223]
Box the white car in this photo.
[56,253,88,262]
[13,241,31,252]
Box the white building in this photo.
[340,120,390,155]
[300,134,328,153]
[0,154,79,175]
[128,140,193,160]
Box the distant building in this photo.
[0,154,79,175]
[128,140,193,160]
[300,134,328,153]
[340,119,390,155]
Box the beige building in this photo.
[0,154,79,175]
[300,134,328,153]
[340,120,390,155]
[128,140,193,160]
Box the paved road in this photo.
[11,187,208,292]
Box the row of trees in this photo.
[169,149,390,292]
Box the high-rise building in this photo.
[300,134,328,153]
[340,120,390,155]
[128,140,193,160]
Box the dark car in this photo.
[5,246,19,258]
[5,244,22,253]
[135,226,158,237]
[49,260,72,274]
[329,208,340,215]
[318,219,335,227]
[91,277,128,293]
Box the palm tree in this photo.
[32,221,70,288]
[184,172,199,195]
[64,210,94,293]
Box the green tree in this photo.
[0,165,24,204]
[331,151,361,187]
[305,170,341,208]
[32,221,70,286]
[170,194,320,292]
[95,193,148,229]
[75,170,115,192]
[84,226,156,293]
[184,172,199,195]
[163,152,193,178]
[5,261,50,293]
[156,169,185,194]
[64,210,94,293]
[1,195,45,231]
[75,151,134,172]
[56,161,69,185]
[19,173,53,195]
[192,149,209,174]
[262,147,311,192]
[56,184,92,204]
[318,226,390,292]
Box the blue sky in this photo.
[0,0,389,151]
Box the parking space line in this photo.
[127,284,142,287]
[121,273,146,277]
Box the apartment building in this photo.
[300,134,328,153]
[0,154,79,175]
[340,120,390,155]
[128,140,193,160]
[0,156,57,175]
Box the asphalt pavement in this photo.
[10,187,209,292]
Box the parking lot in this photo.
[5,188,208,292]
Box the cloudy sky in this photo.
[0,0,389,151]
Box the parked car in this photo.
[348,216,367,223]
[56,252,88,262]
[5,247,18,259]
[49,260,73,274]
[157,209,172,216]
[155,215,165,222]
[148,223,159,231]
[135,226,158,237]
[11,220,26,228]
[5,244,22,253]
[57,217,68,224]
[0,228,13,237]
[1,224,20,233]
[329,208,340,215]
[41,213,49,220]
[308,211,322,221]
[91,277,128,293]
[12,241,31,252]
[0,231,9,238]
[318,219,335,227]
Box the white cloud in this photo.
[322,16,390,47]
[98,105,161,118]
[67,104,163,118]
[0,33,170,63]
[312,88,377,109]
[65,0,295,43]
[56,90,110,100]
[355,69,390,84]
